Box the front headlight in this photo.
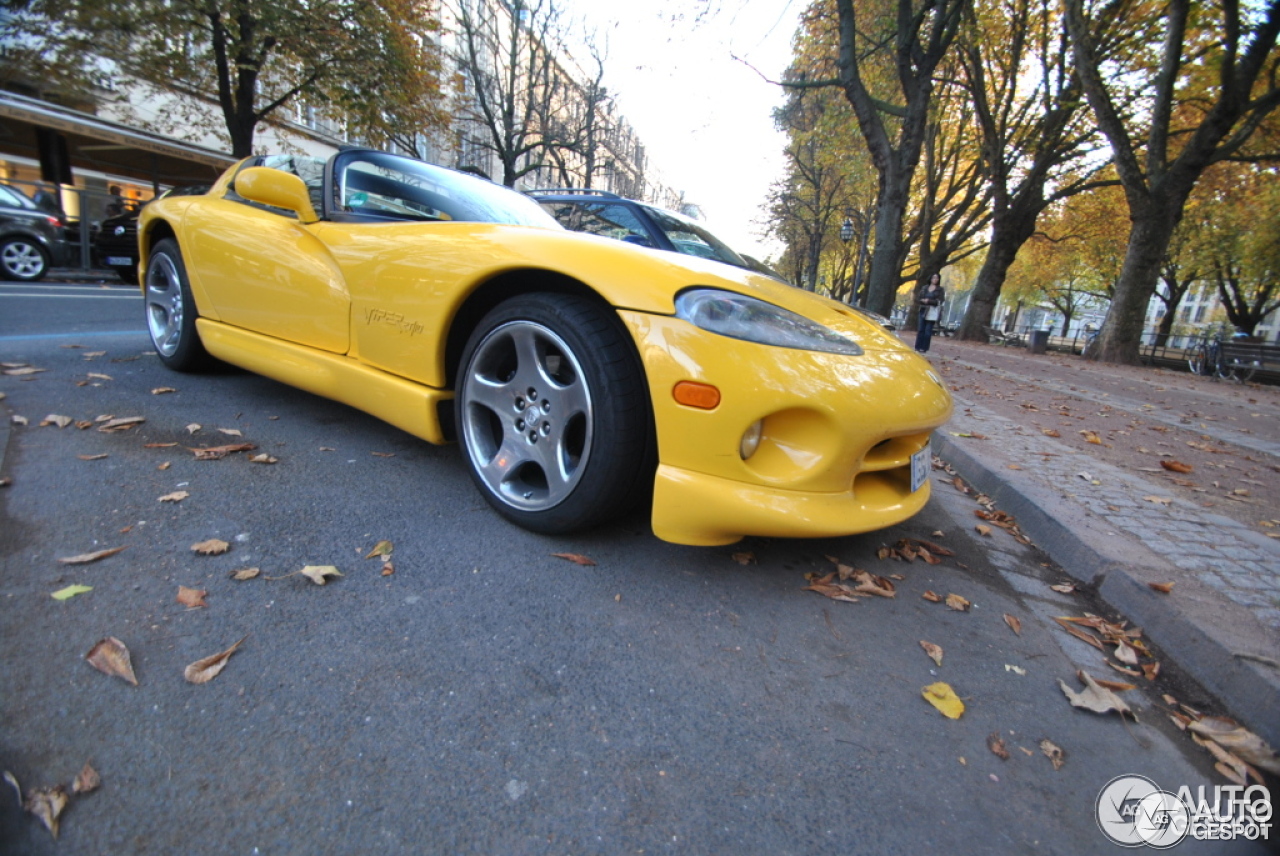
[674,289,863,356]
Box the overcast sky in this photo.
[559,0,802,259]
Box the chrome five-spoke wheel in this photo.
[144,238,211,371]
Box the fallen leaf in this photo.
[190,442,256,460]
[40,414,72,428]
[381,560,395,576]
[51,584,93,601]
[176,586,208,608]
[945,593,971,611]
[87,372,112,381]
[975,524,992,537]
[1188,717,1280,775]
[10,415,28,426]
[158,461,171,471]
[4,770,20,804]
[1040,739,1065,770]
[158,491,189,503]
[1143,495,1173,505]
[851,570,896,597]
[731,552,755,565]
[365,540,394,559]
[1093,677,1137,692]
[1113,641,1140,665]
[299,565,342,585]
[248,453,278,464]
[1003,614,1022,636]
[96,416,145,432]
[1079,429,1103,445]
[371,451,395,457]
[988,733,1010,760]
[230,567,261,581]
[1050,582,1077,594]
[922,590,942,603]
[151,387,177,395]
[217,428,243,437]
[1160,460,1193,473]
[1059,671,1131,717]
[1042,428,1061,437]
[1005,664,1026,676]
[922,682,965,719]
[72,763,100,795]
[184,636,247,684]
[191,539,230,555]
[144,442,178,448]
[3,366,46,376]
[1142,662,1161,681]
[551,552,596,566]
[1148,582,1174,594]
[57,546,126,564]
[920,640,943,666]
[85,637,138,685]
[186,423,201,434]
[24,785,67,839]
[77,454,108,461]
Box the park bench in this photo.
[1216,339,1280,382]
[983,326,1025,347]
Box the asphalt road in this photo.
[0,281,1269,854]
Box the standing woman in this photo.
[915,273,946,353]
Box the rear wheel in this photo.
[145,239,212,371]
[0,237,49,281]
[455,293,653,534]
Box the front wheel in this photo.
[1188,344,1209,375]
[144,238,212,371]
[455,293,653,535]
[0,237,50,281]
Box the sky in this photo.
[558,0,803,260]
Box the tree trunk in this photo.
[957,208,1036,341]
[864,173,909,316]
[1087,211,1177,363]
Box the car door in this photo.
[181,159,349,354]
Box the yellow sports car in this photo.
[139,149,951,546]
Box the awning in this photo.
[0,90,235,187]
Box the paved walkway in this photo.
[926,339,1280,747]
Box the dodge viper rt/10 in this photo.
[138,149,951,546]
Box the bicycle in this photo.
[1188,337,1217,376]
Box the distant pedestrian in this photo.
[915,273,945,353]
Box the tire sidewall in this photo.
[147,238,210,372]
[1,237,49,282]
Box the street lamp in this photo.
[840,211,854,243]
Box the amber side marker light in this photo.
[672,381,721,410]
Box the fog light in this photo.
[739,420,763,460]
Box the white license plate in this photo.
[105,256,132,266]
[910,443,931,493]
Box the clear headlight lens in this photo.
[675,289,863,355]
[740,420,764,460]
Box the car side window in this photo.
[539,202,653,246]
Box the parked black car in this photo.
[0,183,69,281]
[94,185,208,283]
[527,188,788,281]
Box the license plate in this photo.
[910,443,931,493]
[105,256,132,266]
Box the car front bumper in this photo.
[618,310,953,546]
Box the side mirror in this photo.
[235,167,318,223]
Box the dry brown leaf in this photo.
[371,451,395,457]
[77,453,108,461]
[1041,428,1061,437]
[1142,662,1161,681]
[217,428,243,437]
[365,540,394,559]
[230,567,261,581]
[1113,641,1140,665]
[1059,671,1131,717]
[975,524,992,537]
[158,491,189,503]
[1107,661,1142,677]
[72,763,100,795]
[186,423,201,434]
[551,552,596,566]
[1053,617,1104,650]
[1050,583,1077,594]
[731,551,755,565]
[157,461,171,471]
[176,586,207,608]
[4,366,46,376]
[299,565,342,585]
[1143,495,1173,505]
[1093,677,1137,692]
[920,640,943,666]
[151,387,176,395]
[922,590,942,603]
[24,785,68,839]
[57,546,126,565]
[1079,430,1103,445]
[1148,582,1174,594]
[1188,717,1280,774]
[380,560,395,577]
[248,453,278,464]
[851,571,895,598]
[96,416,145,432]
[40,414,72,428]
[987,733,1010,760]
[191,538,230,555]
[184,636,247,684]
[85,637,138,685]
[144,442,178,448]
[1160,460,1193,474]
[945,593,971,611]
[1040,739,1065,770]
[1003,613,1022,636]
[190,442,256,460]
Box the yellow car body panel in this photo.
[618,311,952,545]
[137,155,953,545]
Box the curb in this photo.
[935,431,1280,749]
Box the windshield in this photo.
[333,150,561,229]
[640,204,749,268]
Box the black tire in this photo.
[144,238,212,371]
[0,236,50,281]
[455,292,653,535]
